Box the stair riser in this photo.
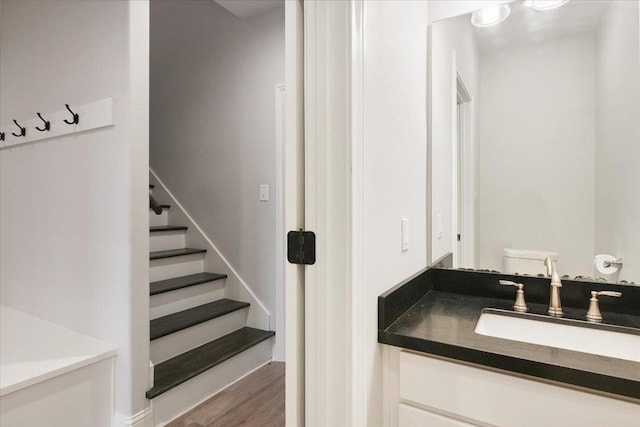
[150,254,204,282]
[150,280,225,319]
[150,232,186,252]
[150,308,250,364]
[150,210,169,227]
[151,339,273,426]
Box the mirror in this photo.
[429,0,639,284]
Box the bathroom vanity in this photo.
[386,1,640,424]
[378,268,640,427]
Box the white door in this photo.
[285,0,305,425]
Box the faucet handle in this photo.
[499,280,522,288]
[499,280,528,313]
[586,290,622,322]
[594,291,622,298]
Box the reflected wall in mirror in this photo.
[429,0,639,283]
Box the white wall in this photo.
[361,1,428,425]
[430,13,480,264]
[356,2,512,425]
[477,33,596,277]
[0,0,149,421]
[595,0,640,282]
[150,1,284,321]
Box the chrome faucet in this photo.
[499,280,528,313]
[586,290,622,322]
[548,265,563,317]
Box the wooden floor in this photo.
[167,362,285,427]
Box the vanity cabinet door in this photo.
[399,404,475,427]
[394,349,640,427]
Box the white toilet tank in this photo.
[503,248,558,275]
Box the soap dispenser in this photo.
[548,267,563,317]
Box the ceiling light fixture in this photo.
[471,4,511,28]
[529,0,570,11]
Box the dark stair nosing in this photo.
[150,299,250,340]
[146,327,275,399]
[150,225,188,232]
[149,204,170,211]
[150,248,206,260]
[150,272,227,296]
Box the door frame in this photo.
[304,0,352,424]
[284,0,306,425]
[288,1,356,426]
[275,83,286,362]
[454,72,474,268]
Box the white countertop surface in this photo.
[0,305,117,396]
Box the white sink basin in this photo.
[474,310,640,362]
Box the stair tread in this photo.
[150,225,188,232]
[150,272,227,296]
[150,248,206,260]
[146,327,275,399]
[150,299,250,340]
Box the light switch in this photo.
[401,218,409,252]
[259,184,269,202]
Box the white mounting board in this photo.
[0,98,114,150]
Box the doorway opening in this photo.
[454,73,474,268]
[146,1,291,425]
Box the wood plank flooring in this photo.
[167,362,285,427]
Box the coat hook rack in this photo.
[63,104,79,125]
[1,98,113,150]
[12,120,26,137]
[35,112,51,132]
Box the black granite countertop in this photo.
[378,268,640,401]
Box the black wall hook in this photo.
[63,104,79,125]
[0,132,5,142]
[12,120,26,137]
[35,112,51,132]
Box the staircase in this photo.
[148,182,274,425]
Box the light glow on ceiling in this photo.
[471,5,511,28]
[529,1,571,11]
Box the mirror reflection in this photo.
[430,0,639,283]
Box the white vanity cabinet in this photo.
[383,347,640,427]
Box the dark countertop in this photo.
[378,268,640,401]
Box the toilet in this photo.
[503,248,559,275]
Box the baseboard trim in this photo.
[113,407,154,427]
